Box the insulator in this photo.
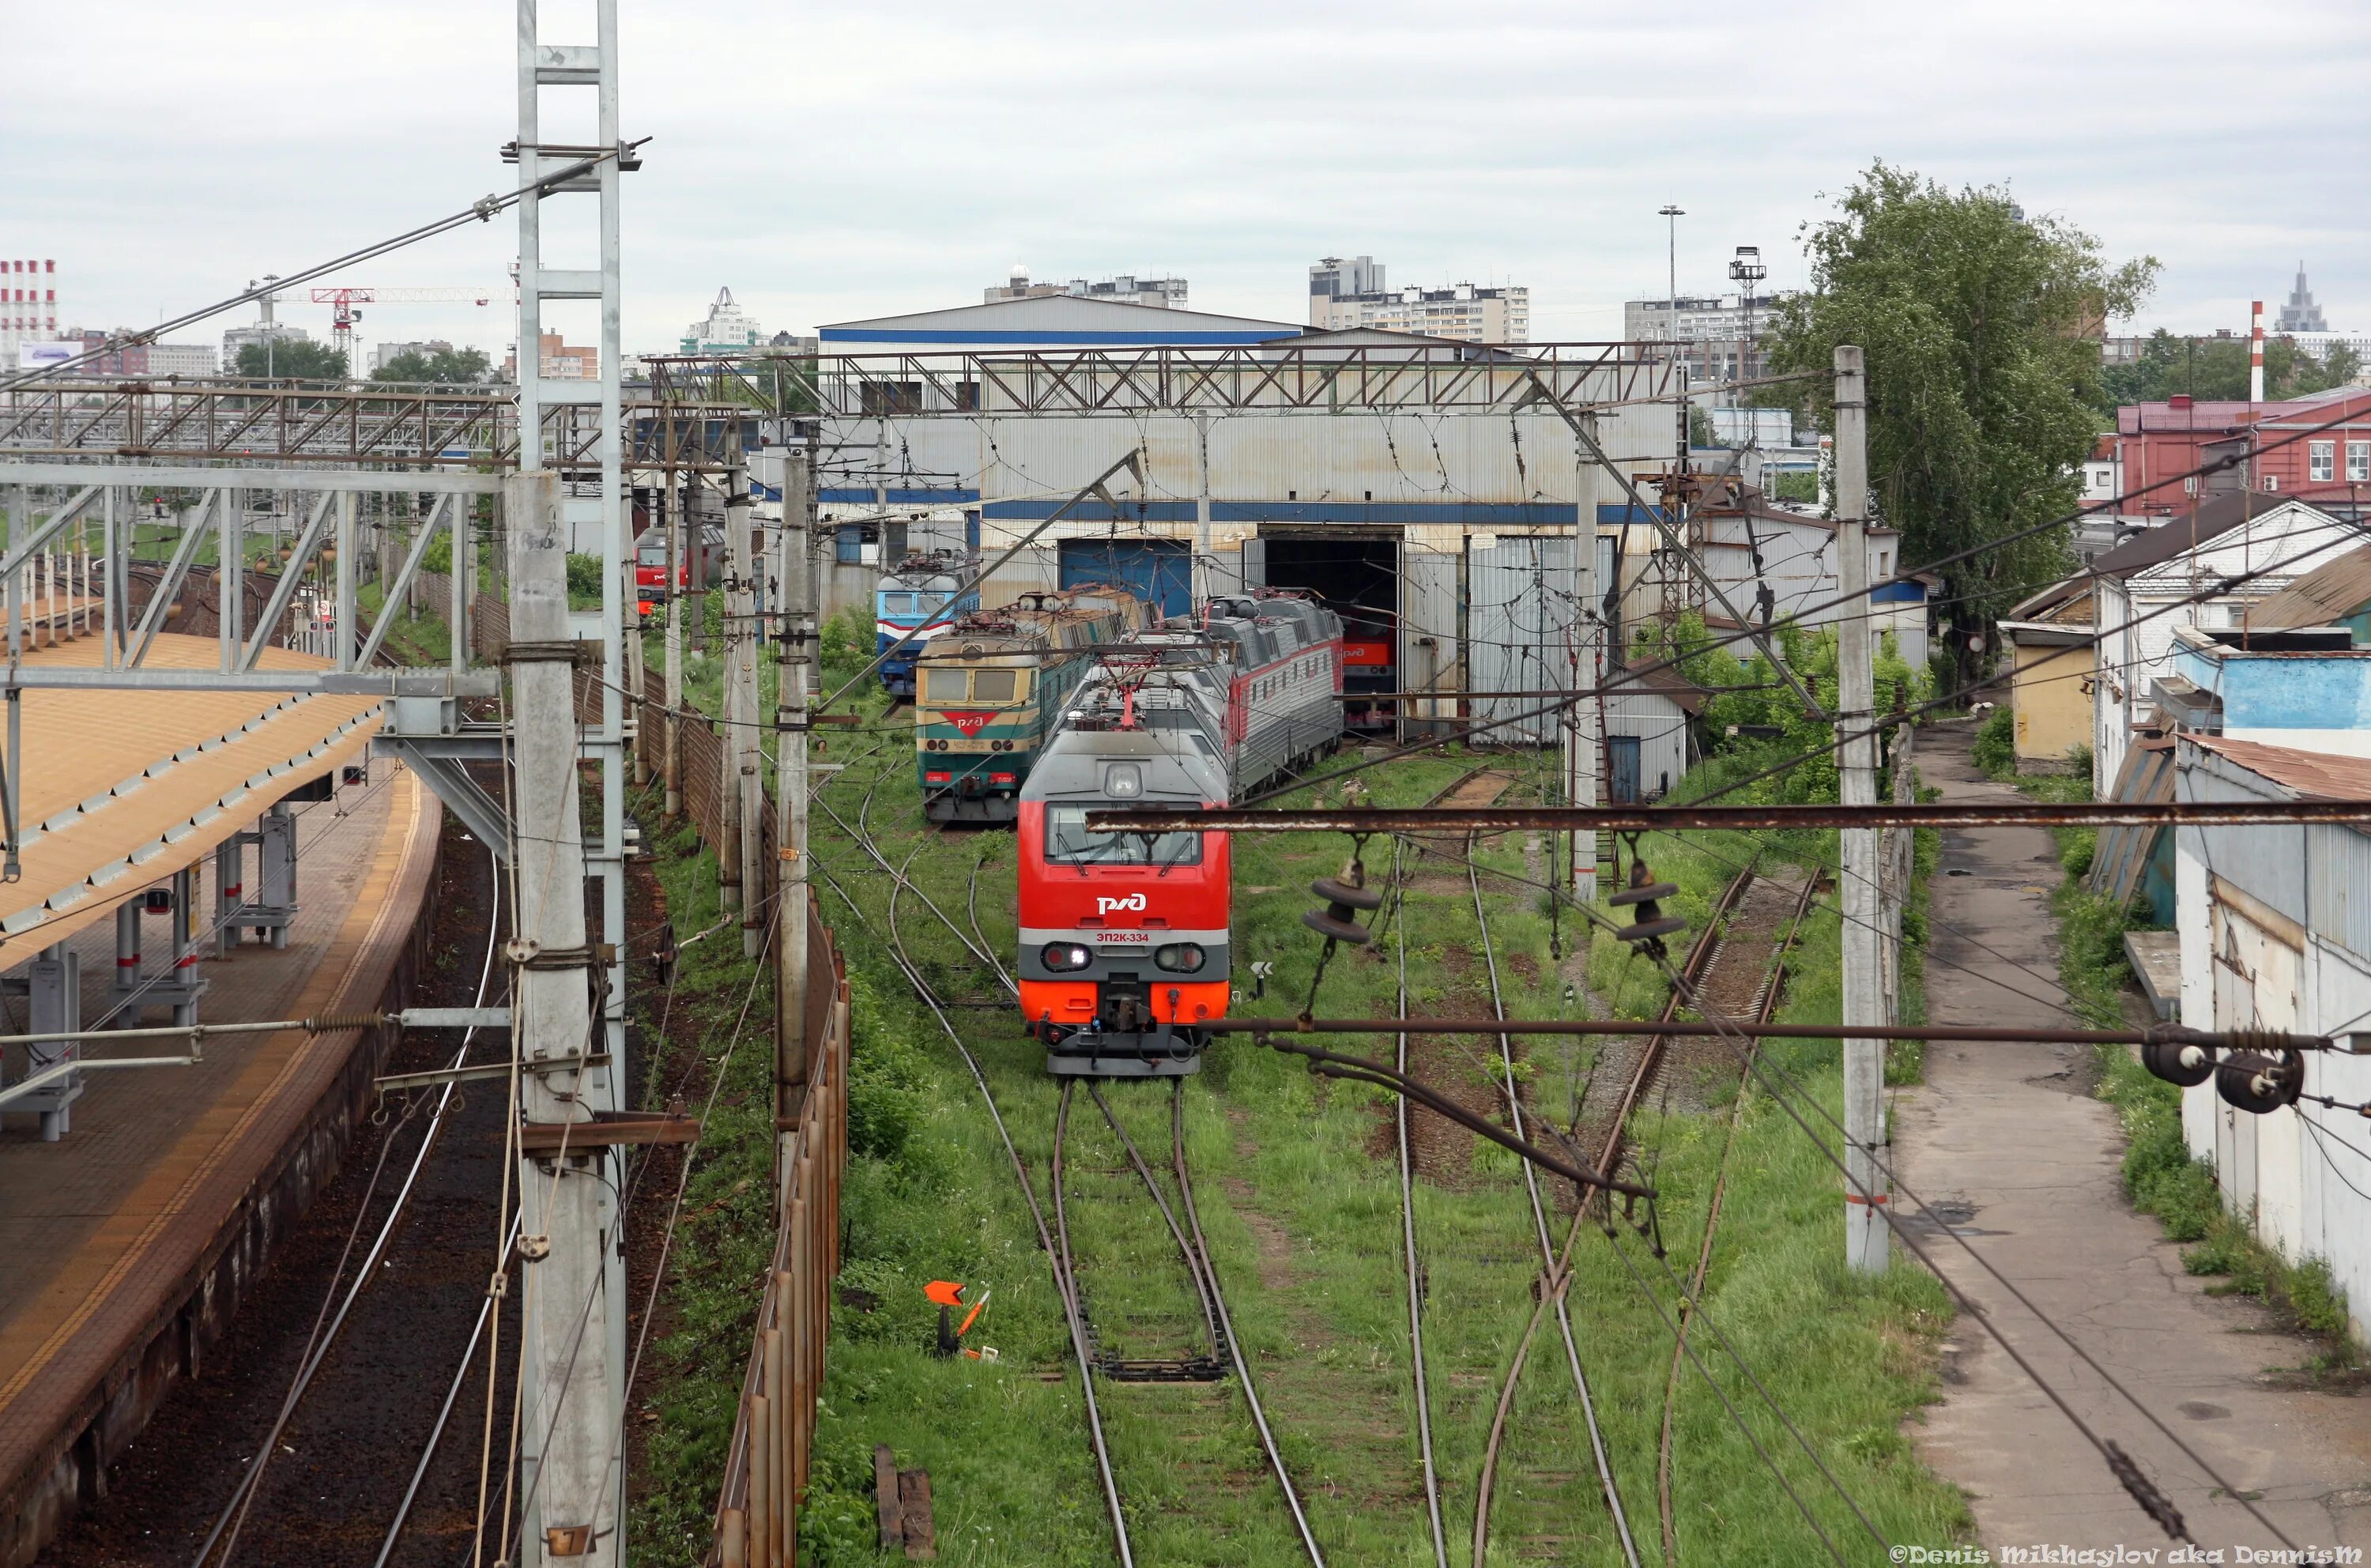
[1613,858,1686,954]
[1303,860,1380,946]
[2142,1038,2215,1089]
[2215,1048,2304,1116]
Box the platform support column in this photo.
[25,944,81,1141]
[171,865,202,1028]
[113,903,142,1012]
[215,837,244,956]
[260,804,296,952]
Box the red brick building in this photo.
[2114,386,2371,518]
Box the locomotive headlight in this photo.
[1154,943,1206,974]
[1041,943,1093,971]
[1104,763,1142,797]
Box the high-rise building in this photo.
[983,270,1187,309]
[2,257,62,370]
[74,330,217,378]
[1623,292,1784,400]
[1308,255,1385,302]
[373,338,456,373]
[503,330,597,381]
[223,322,313,373]
[1308,258,1528,343]
[680,286,765,355]
[2277,262,2328,334]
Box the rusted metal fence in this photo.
[715,908,849,1567]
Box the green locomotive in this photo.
[914,585,1150,824]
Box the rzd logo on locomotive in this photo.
[1096,893,1148,915]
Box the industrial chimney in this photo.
[2250,299,2265,403]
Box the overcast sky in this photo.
[9,0,2367,360]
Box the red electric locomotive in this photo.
[1017,594,1344,1075]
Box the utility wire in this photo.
[0,144,641,394]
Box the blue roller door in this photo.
[1058,539,1192,620]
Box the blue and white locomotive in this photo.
[874,552,981,699]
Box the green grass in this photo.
[356,582,452,665]
[782,743,1970,1565]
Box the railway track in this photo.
[1388,836,1451,1568]
[1442,770,1643,1568]
[1652,871,1821,1561]
[821,773,1328,1566]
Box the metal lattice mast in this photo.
[512,1,631,1560]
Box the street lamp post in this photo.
[1657,204,1685,352]
[1729,243,1767,414]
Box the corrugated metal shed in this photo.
[2246,541,2371,632]
[2185,733,2371,799]
[2175,729,2371,991]
[2089,739,2176,912]
[1604,663,1700,801]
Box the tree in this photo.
[2321,341,2365,390]
[2098,326,2359,406]
[371,346,491,385]
[1688,404,1720,449]
[1763,162,2157,683]
[233,338,347,381]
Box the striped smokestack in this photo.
[2250,299,2265,403]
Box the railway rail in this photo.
[1443,769,1643,1568]
[1653,871,1821,1559]
[820,763,1328,1565]
[1389,835,1450,1568]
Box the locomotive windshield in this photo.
[1042,805,1202,867]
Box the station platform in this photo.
[0,634,443,1566]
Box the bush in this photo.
[565,550,604,602]
[1970,705,2016,778]
[844,969,929,1162]
[2058,827,2097,880]
[820,606,867,675]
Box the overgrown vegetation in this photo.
[1632,610,1931,808]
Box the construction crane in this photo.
[258,283,494,368]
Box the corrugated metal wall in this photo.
[1468,534,1575,744]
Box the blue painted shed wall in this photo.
[2174,646,2371,730]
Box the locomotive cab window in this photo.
[882,593,915,612]
[922,666,969,702]
[971,668,1020,703]
[1043,805,1202,866]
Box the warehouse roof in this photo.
[2085,491,2306,578]
[820,293,1302,347]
